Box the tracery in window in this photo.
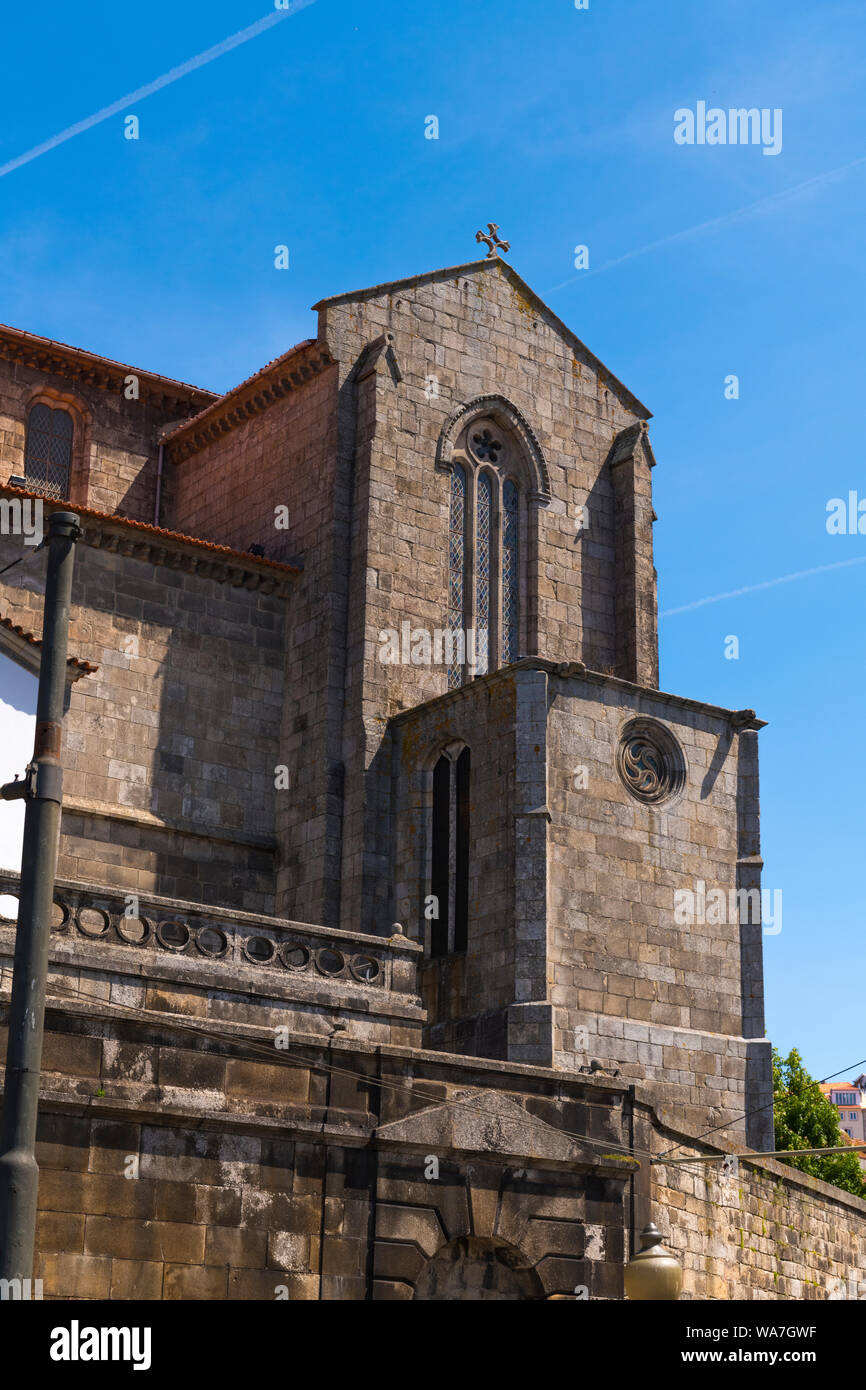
[476,472,493,677]
[469,427,504,464]
[444,415,523,686]
[501,478,519,665]
[447,463,467,691]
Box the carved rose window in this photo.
[469,428,504,464]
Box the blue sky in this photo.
[2,0,864,1084]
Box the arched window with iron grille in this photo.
[444,440,521,687]
[24,404,73,499]
[447,463,467,690]
[501,478,519,665]
[475,471,493,677]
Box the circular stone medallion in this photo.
[616,719,685,805]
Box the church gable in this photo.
[315,256,651,424]
[319,253,660,746]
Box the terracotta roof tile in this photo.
[0,613,98,675]
[0,322,216,401]
[161,337,317,442]
[162,339,334,462]
[0,484,300,577]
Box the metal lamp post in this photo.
[0,510,80,1280]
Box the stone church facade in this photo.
[1,254,864,1299]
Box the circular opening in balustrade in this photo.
[243,935,275,964]
[196,926,229,958]
[117,914,151,946]
[157,919,190,952]
[51,899,70,931]
[75,905,111,938]
[316,947,345,976]
[350,954,381,984]
[0,894,18,922]
[281,943,311,971]
[616,718,686,806]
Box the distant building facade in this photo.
[821,1078,866,1156]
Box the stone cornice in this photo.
[388,656,768,730]
[0,322,215,411]
[163,339,336,465]
[0,485,299,595]
[82,519,296,595]
[648,1106,866,1216]
[62,797,277,851]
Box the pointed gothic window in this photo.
[447,463,467,690]
[454,747,470,953]
[445,422,522,686]
[431,755,450,957]
[476,472,493,677]
[24,403,73,500]
[429,747,470,958]
[501,479,519,665]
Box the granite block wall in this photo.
[0,350,209,521]
[167,356,347,930]
[547,667,771,1144]
[0,523,285,913]
[7,986,863,1302]
[647,1120,866,1301]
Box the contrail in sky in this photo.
[545,153,866,294]
[660,554,866,617]
[0,0,318,180]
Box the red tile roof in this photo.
[0,613,98,675]
[0,484,300,577]
[160,338,316,443]
[162,338,334,463]
[0,322,216,404]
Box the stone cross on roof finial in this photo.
[475,222,510,258]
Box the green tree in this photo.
[773,1048,865,1198]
